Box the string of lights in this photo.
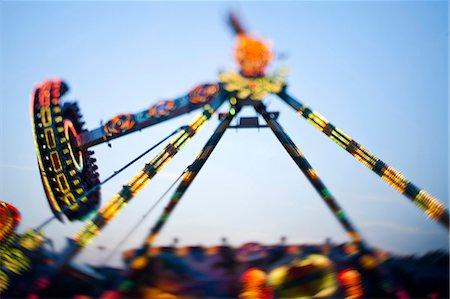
[255,102,369,248]
[277,90,449,229]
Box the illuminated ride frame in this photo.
[30,14,448,293]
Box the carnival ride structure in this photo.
[15,12,449,297]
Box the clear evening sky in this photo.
[1,1,448,267]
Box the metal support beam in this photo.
[128,106,239,271]
[255,101,409,297]
[254,101,370,249]
[277,89,449,230]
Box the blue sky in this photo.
[1,1,448,267]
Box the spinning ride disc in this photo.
[31,80,100,222]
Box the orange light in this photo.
[235,34,272,77]
[241,268,267,285]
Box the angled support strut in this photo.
[144,109,238,249]
[254,101,369,249]
[277,89,449,230]
[256,101,409,297]
[128,106,239,270]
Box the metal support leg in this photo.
[254,101,369,249]
[256,101,408,298]
[277,89,449,230]
[128,107,239,271]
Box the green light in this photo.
[336,210,346,219]
[119,280,135,291]
[321,189,332,198]
[230,107,236,115]
[380,281,392,290]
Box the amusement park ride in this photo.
[1,12,448,298]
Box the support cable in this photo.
[100,165,190,265]
[34,127,184,232]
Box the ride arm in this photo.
[277,89,449,230]
[76,83,222,149]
